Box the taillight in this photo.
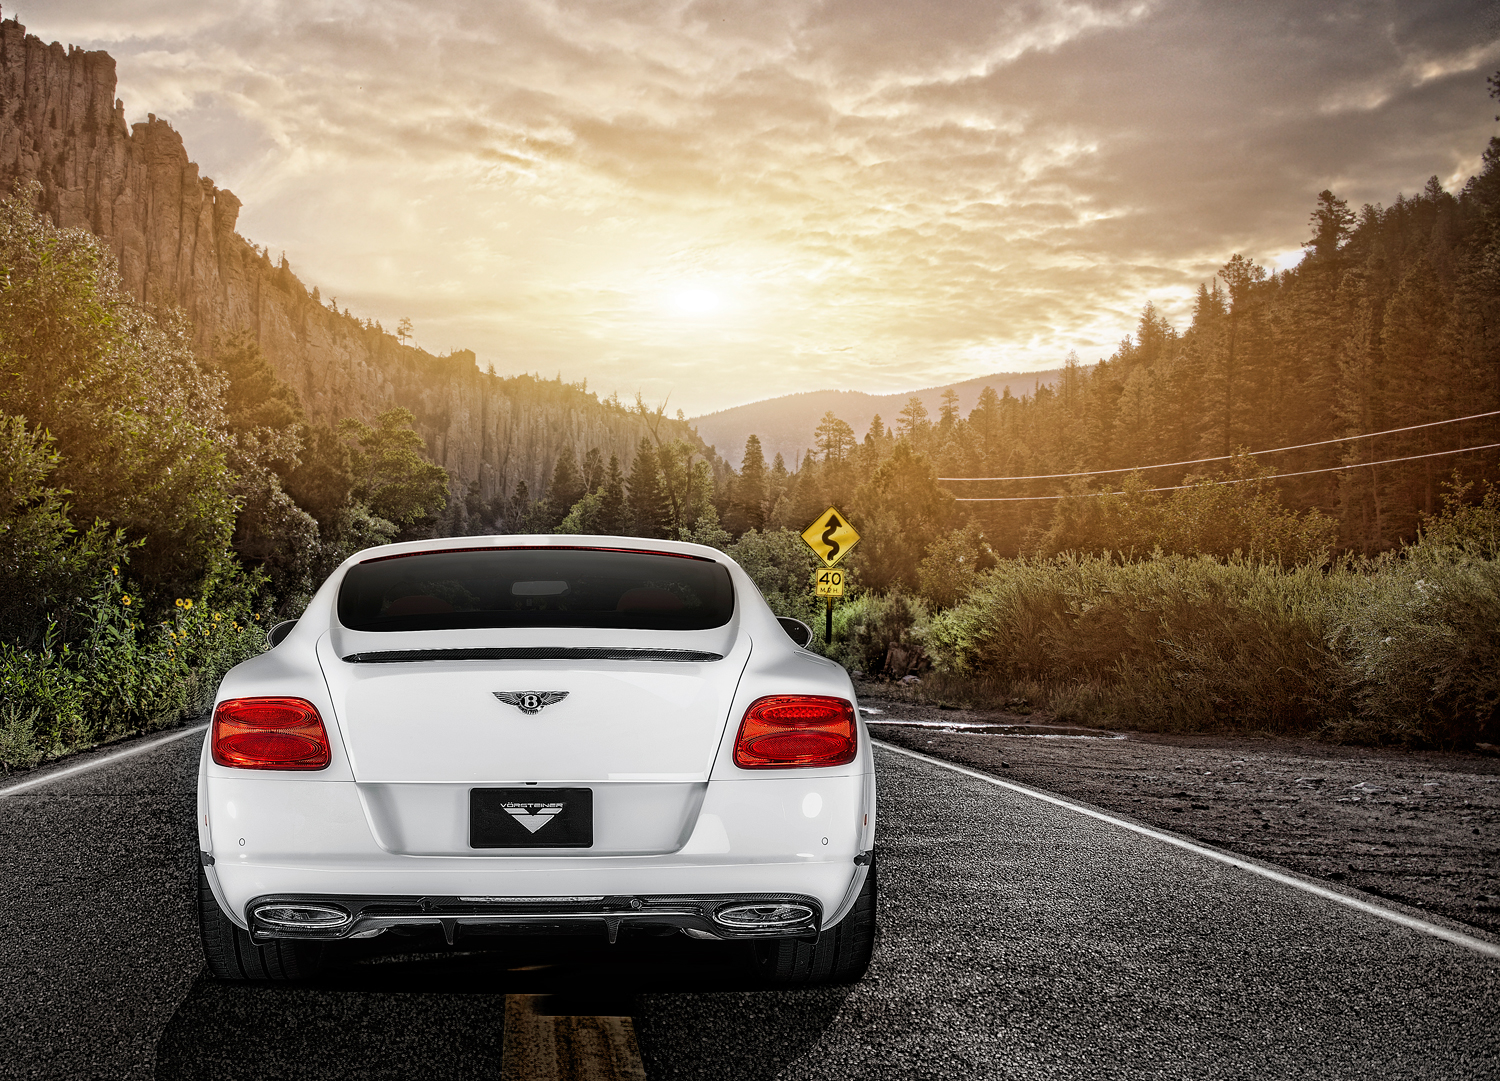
[211,697,331,770]
[732,695,857,769]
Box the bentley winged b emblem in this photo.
[493,691,569,715]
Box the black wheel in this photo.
[198,867,325,981]
[755,857,877,986]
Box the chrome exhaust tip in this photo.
[253,902,352,930]
[712,902,816,930]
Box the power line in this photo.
[952,442,1500,502]
[938,410,1500,483]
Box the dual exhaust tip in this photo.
[253,898,816,935]
[712,902,814,929]
[254,903,351,930]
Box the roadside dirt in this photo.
[855,684,1500,938]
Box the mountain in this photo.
[0,15,693,502]
[691,369,1063,469]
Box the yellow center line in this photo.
[501,993,647,1081]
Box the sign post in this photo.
[800,508,860,646]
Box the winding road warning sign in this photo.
[801,507,860,567]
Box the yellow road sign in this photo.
[801,507,860,568]
[814,568,846,597]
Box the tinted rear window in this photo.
[337,548,735,632]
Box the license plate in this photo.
[470,787,593,848]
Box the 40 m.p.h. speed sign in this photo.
[815,568,846,597]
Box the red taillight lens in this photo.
[212,697,331,770]
[732,695,857,769]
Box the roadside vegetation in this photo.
[915,482,1499,748]
[0,186,448,771]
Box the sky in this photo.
[24,0,1500,415]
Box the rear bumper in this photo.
[200,771,877,930]
[245,890,824,944]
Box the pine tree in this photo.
[507,480,531,534]
[896,397,930,444]
[1304,190,1356,263]
[598,455,626,534]
[1215,254,1268,456]
[545,446,585,527]
[625,437,670,538]
[1382,257,1459,520]
[814,412,857,463]
[938,388,960,431]
[737,434,768,533]
[968,387,1001,465]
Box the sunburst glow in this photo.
[673,287,722,316]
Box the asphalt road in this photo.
[1,729,1497,1080]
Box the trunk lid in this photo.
[317,632,748,783]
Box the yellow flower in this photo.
[175,599,184,608]
[112,566,119,576]
[184,599,194,609]
[122,595,132,606]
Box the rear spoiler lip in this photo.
[341,646,726,664]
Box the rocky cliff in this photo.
[0,12,692,503]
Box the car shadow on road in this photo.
[153,933,853,1080]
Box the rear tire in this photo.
[755,857,876,986]
[198,867,325,981]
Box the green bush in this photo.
[0,562,267,772]
[833,592,927,676]
[0,414,131,648]
[927,553,1350,735]
[916,523,995,610]
[923,510,1500,747]
[1328,520,1500,748]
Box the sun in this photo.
[673,287,722,316]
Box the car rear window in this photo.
[337,547,735,632]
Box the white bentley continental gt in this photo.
[196,535,877,985]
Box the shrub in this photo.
[1328,493,1500,747]
[927,553,1349,735]
[0,561,267,771]
[916,523,995,610]
[833,592,928,677]
[0,414,131,649]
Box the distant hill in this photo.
[691,369,1064,468]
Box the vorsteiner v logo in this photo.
[493,691,569,715]
[502,801,564,833]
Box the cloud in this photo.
[25,0,1500,413]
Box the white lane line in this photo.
[875,739,1500,961]
[0,723,209,799]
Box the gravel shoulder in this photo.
[856,683,1500,937]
